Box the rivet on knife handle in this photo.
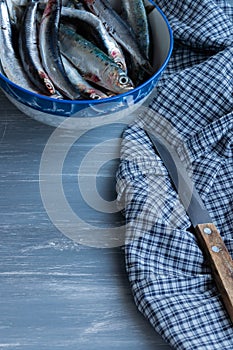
[195,223,233,323]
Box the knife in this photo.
[146,131,233,323]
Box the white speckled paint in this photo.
[0,91,171,349]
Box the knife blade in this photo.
[146,130,233,323]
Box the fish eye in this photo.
[116,62,124,70]
[44,78,55,94]
[119,75,129,86]
[91,94,102,100]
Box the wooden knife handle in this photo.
[195,223,233,323]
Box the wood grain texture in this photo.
[0,91,171,349]
[195,223,233,323]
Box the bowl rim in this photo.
[0,1,173,106]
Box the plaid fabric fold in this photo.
[116,0,233,348]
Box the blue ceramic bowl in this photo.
[0,0,173,129]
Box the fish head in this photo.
[44,77,56,95]
[114,57,127,73]
[103,66,134,94]
[89,91,107,100]
[38,71,56,95]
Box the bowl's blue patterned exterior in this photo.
[0,2,173,128]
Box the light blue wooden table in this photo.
[0,90,171,349]
[2,1,233,347]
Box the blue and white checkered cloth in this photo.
[116,0,233,348]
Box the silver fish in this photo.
[59,24,134,94]
[82,0,153,74]
[62,55,108,99]
[39,0,81,99]
[121,0,150,60]
[61,7,127,72]
[6,0,25,28]
[0,0,39,93]
[19,0,57,95]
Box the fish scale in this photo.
[82,0,153,74]
[0,0,154,99]
[39,0,81,100]
[121,0,150,60]
[18,0,57,96]
[61,54,108,99]
[59,24,134,94]
[0,0,39,93]
[61,7,127,72]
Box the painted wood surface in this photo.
[0,91,171,349]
